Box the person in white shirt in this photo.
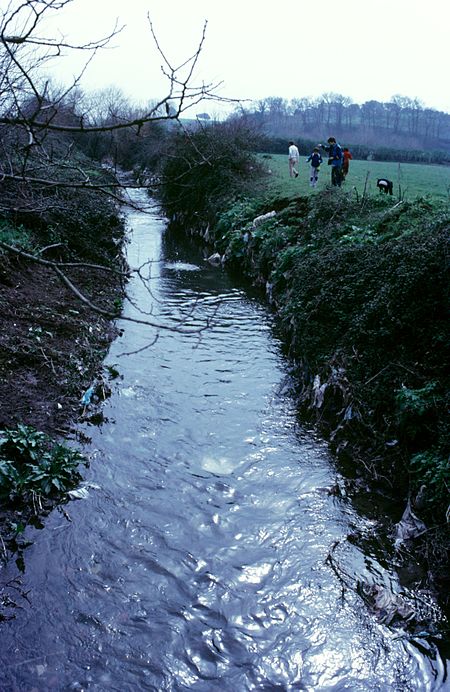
[288,141,300,178]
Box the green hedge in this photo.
[214,190,449,520]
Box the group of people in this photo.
[288,138,352,188]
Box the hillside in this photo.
[231,95,450,163]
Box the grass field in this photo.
[261,153,450,202]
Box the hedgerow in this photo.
[214,189,449,522]
[157,121,267,229]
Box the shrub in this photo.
[0,221,33,251]
[410,449,450,510]
[157,121,267,228]
[0,424,87,504]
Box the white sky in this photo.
[41,0,450,115]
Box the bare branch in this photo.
[0,240,214,335]
[0,0,230,338]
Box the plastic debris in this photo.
[360,583,415,625]
[312,374,327,408]
[395,499,427,545]
[252,210,276,228]
[207,252,222,266]
[80,386,94,405]
[68,487,90,500]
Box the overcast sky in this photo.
[43,0,450,115]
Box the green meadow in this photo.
[261,153,450,202]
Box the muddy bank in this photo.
[0,256,123,436]
[0,252,125,600]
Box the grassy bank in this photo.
[158,135,449,523]
[213,189,449,604]
[153,120,450,608]
[212,190,449,505]
[158,129,449,604]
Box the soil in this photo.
[0,254,123,436]
[0,247,124,619]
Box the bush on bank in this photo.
[0,424,88,573]
[159,156,449,525]
[157,121,267,229]
[0,424,87,503]
[216,191,449,520]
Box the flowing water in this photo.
[0,191,448,691]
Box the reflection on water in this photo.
[164,261,201,272]
[0,191,447,691]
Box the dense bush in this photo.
[157,121,268,228]
[75,121,168,173]
[0,135,125,265]
[34,185,125,264]
[213,190,449,521]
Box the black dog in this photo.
[377,178,393,195]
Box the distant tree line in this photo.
[231,93,450,163]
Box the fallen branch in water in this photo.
[0,241,216,336]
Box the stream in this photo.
[0,190,448,691]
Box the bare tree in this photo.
[0,0,226,332]
[290,97,311,130]
[0,0,224,202]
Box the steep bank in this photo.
[0,191,127,581]
[163,188,449,612]
[0,256,124,436]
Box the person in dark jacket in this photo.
[377,178,393,194]
[321,137,343,186]
[306,147,323,188]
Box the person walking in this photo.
[288,141,300,178]
[306,147,323,188]
[321,137,343,187]
[342,147,353,180]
